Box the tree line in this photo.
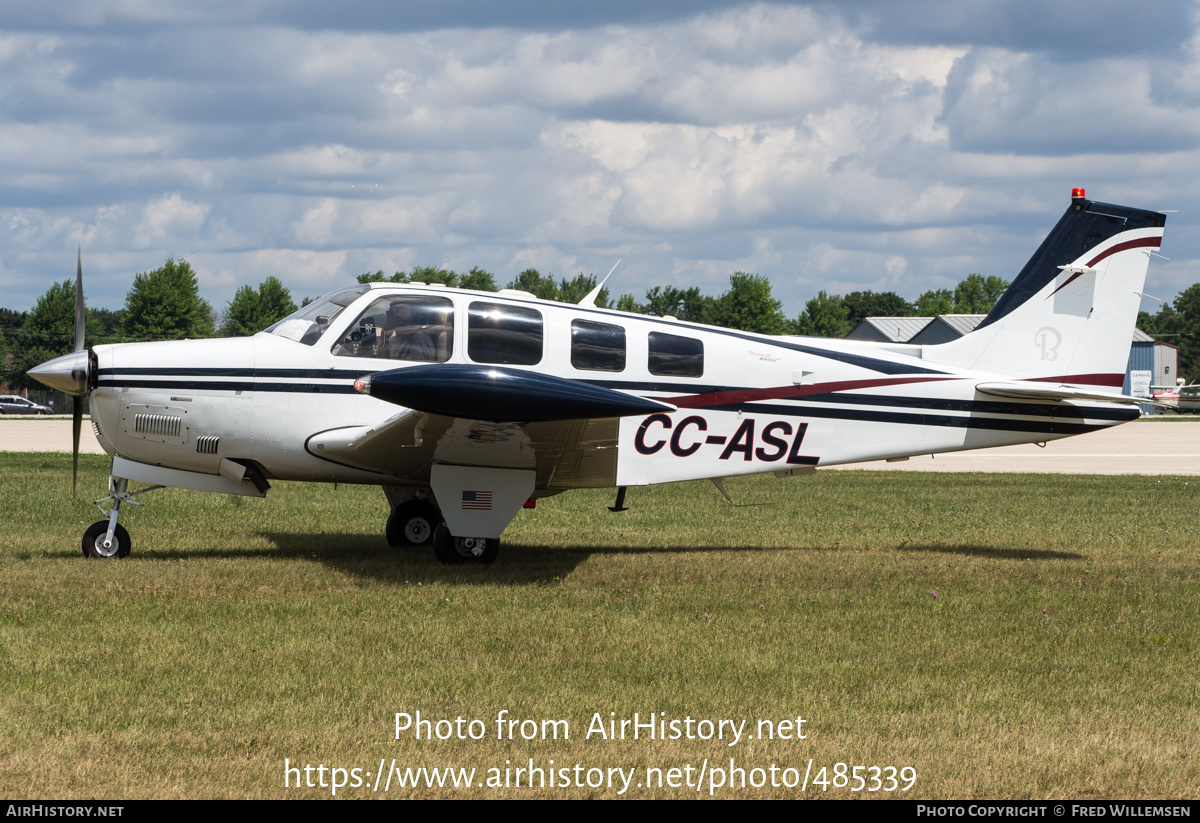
[4,258,1196,402]
[1137,286,1200,387]
[356,267,1013,337]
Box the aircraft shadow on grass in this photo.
[28,534,1083,583]
[254,533,1086,584]
[257,532,838,583]
[894,543,1084,561]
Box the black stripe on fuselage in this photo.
[96,378,359,394]
[97,372,1133,434]
[694,401,1119,435]
[787,391,1136,421]
[96,367,368,380]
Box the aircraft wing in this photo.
[307,365,676,489]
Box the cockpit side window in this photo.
[467,302,543,365]
[571,319,626,372]
[265,285,370,345]
[648,331,704,377]
[332,295,455,362]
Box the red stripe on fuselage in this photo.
[663,376,959,408]
[1026,373,1124,387]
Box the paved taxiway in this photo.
[2,417,1197,475]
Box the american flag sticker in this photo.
[462,490,493,510]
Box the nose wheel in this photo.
[82,521,130,559]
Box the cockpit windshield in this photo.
[264,285,370,345]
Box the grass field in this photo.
[1,452,1196,799]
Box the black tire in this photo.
[82,520,131,559]
[432,524,498,565]
[386,499,441,547]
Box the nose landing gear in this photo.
[82,475,163,559]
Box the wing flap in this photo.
[306,410,619,488]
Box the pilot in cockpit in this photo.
[382,300,436,361]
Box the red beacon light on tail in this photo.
[1072,187,1086,199]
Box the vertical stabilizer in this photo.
[926,190,1165,387]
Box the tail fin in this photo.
[927,190,1165,387]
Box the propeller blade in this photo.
[74,245,85,353]
[72,396,82,495]
[72,247,85,494]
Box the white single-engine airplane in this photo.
[31,189,1165,564]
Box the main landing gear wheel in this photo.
[386,499,441,547]
[432,524,499,565]
[82,521,131,559]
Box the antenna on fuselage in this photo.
[578,259,621,308]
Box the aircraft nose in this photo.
[28,350,91,396]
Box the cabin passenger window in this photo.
[571,319,626,372]
[332,295,454,362]
[648,331,703,377]
[468,302,543,365]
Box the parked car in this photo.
[0,395,53,415]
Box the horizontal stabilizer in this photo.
[975,382,1145,405]
[358,364,676,422]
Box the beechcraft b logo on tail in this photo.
[1035,326,1061,361]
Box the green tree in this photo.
[710,272,787,334]
[220,276,297,337]
[409,266,458,287]
[506,268,560,300]
[460,266,498,292]
[914,289,954,316]
[556,273,612,307]
[792,291,851,338]
[953,274,1010,314]
[121,259,214,340]
[644,285,713,323]
[89,307,125,344]
[0,308,26,387]
[357,267,458,286]
[9,280,100,393]
[1137,303,1178,340]
[615,293,645,314]
[0,318,9,389]
[357,265,500,292]
[1142,284,1200,384]
[1173,284,1200,383]
[0,307,27,334]
[841,290,914,328]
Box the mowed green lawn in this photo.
[1,452,1196,799]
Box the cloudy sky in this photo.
[2,0,1198,319]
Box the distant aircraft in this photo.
[31,188,1165,564]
